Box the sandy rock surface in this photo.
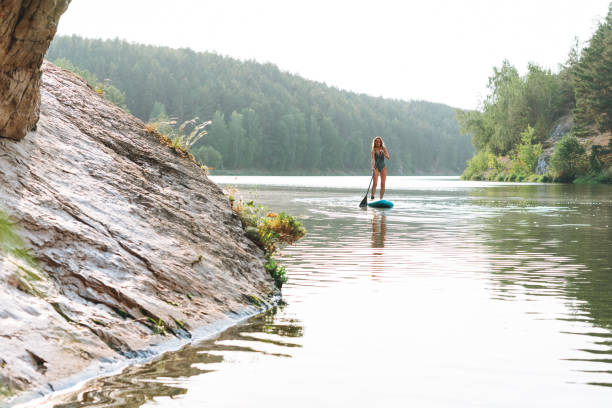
[0,61,273,403]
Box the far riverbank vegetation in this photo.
[47,36,473,176]
[457,4,612,184]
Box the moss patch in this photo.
[112,307,133,320]
[0,211,38,268]
[0,382,15,399]
[264,258,288,289]
[247,294,263,307]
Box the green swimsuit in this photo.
[374,149,386,171]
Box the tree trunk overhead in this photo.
[0,0,71,140]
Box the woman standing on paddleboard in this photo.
[371,136,390,199]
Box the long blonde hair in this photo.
[371,136,386,151]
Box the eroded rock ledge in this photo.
[0,61,274,403]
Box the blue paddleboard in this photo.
[368,199,394,208]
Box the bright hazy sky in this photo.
[56,0,610,110]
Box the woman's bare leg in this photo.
[380,167,387,199]
[371,169,379,198]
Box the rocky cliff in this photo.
[535,114,574,175]
[535,114,612,175]
[0,61,275,404]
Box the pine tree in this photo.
[573,5,612,134]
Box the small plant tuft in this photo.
[148,317,167,335]
[145,117,211,164]
[229,194,304,288]
[232,199,305,254]
[265,257,288,289]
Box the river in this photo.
[30,176,612,407]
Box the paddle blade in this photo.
[359,173,373,207]
[359,195,367,207]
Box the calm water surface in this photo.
[36,177,612,407]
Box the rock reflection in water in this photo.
[41,306,303,408]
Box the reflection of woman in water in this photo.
[371,213,387,249]
[371,136,390,199]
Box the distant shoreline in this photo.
[209,169,463,177]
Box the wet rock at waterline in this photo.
[0,0,71,140]
[0,61,275,402]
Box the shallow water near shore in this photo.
[28,176,612,407]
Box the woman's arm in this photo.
[371,150,375,171]
[383,147,390,160]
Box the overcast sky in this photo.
[56,0,609,110]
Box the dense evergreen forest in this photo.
[457,4,612,183]
[46,35,473,174]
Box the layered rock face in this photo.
[535,115,573,174]
[0,62,274,402]
[0,0,71,140]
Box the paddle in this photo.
[359,173,374,207]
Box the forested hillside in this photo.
[46,35,473,174]
[457,4,611,183]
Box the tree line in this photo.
[457,4,611,183]
[46,35,473,174]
